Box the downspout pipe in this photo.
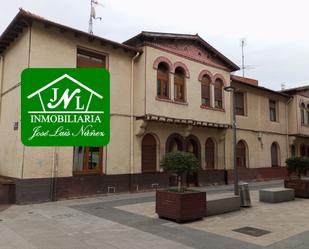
[0,55,4,121]
[285,96,293,159]
[129,52,140,192]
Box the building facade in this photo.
[0,10,307,203]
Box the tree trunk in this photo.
[177,175,182,192]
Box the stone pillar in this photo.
[170,73,174,100]
[210,83,215,108]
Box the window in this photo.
[271,142,280,167]
[201,75,211,107]
[73,147,103,173]
[235,92,245,115]
[157,63,169,99]
[77,49,106,68]
[142,134,157,173]
[301,103,305,124]
[74,49,105,174]
[269,100,277,122]
[214,79,223,109]
[291,145,296,157]
[186,136,201,161]
[174,67,185,102]
[301,144,306,157]
[166,134,185,152]
[205,138,215,169]
[236,140,247,167]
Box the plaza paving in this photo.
[0,180,309,249]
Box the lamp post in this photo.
[224,86,239,195]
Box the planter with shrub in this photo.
[156,151,206,223]
[284,156,309,198]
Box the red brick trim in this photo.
[198,70,214,82]
[146,43,231,72]
[153,56,173,72]
[213,73,227,86]
[173,61,190,78]
[155,96,188,106]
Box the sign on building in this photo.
[21,68,110,146]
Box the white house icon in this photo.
[27,74,103,114]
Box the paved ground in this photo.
[1,180,309,249]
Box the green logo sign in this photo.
[21,68,110,146]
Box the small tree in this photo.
[160,151,200,191]
[286,156,309,179]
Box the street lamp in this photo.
[224,86,239,195]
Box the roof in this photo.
[280,85,309,94]
[0,9,141,55]
[124,31,240,72]
[230,75,258,86]
[231,76,291,99]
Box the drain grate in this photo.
[233,226,271,237]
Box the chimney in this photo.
[281,83,286,90]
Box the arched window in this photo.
[141,134,157,173]
[214,78,223,109]
[205,138,215,169]
[271,142,280,167]
[201,75,211,107]
[301,144,306,157]
[174,67,185,102]
[186,135,201,161]
[157,62,170,99]
[236,140,247,168]
[166,134,185,152]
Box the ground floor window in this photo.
[205,138,215,169]
[301,144,306,157]
[142,134,157,173]
[290,145,296,157]
[166,133,185,152]
[73,147,103,173]
[236,140,247,168]
[271,142,280,167]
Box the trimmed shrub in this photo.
[160,151,200,191]
[286,156,309,179]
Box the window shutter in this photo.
[77,50,106,68]
[142,134,157,172]
[205,139,215,169]
[201,84,210,99]
[215,87,222,100]
[236,141,246,167]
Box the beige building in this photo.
[0,10,308,203]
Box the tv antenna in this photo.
[240,38,247,77]
[88,0,103,34]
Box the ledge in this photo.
[200,104,225,112]
[156,97,188,106]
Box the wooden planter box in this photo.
[284,179,309,198]
[156,190,206,223]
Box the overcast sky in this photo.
[1,0,309,90]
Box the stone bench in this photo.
[206,193,241,217]
[259,188,295,203]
